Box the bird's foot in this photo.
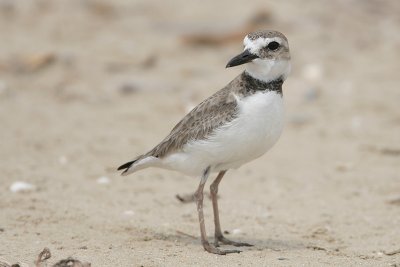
[215,235,253,247]
[176,192,214,203]
[203,241,241,255]
[176,193,196,203]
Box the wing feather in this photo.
[145,86,238,158]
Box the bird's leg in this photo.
[194,167,240,255]
[210,171,253,247]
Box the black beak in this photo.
[226,49,259,68]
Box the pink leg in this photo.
[194,167,241,254]
[210,171,253,247]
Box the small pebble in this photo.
[9,181,36,193]
[232,228,242,235]
[123,210,135,216]
[96,176,111,185]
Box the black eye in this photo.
[267,41,280,50]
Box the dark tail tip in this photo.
[117,160,136,171]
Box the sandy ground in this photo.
[1,0,400,266]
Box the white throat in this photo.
[245,59,291,83]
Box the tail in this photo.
[117,160,137,172]
[117,156,159,176]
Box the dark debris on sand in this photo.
[0,248,90,267]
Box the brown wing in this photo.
[145,85,238,158]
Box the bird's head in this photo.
[226,30,291,83]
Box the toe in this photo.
[232,242,253,247]
[203,242,241,255]
[224,249,242,254]
[217,235,253,247]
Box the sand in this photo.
[1,0,400,266]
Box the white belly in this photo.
[162,91,284,176]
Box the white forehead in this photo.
[243,36,284,54]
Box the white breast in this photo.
[162,91,284,176]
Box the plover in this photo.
[118,30,291,255]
